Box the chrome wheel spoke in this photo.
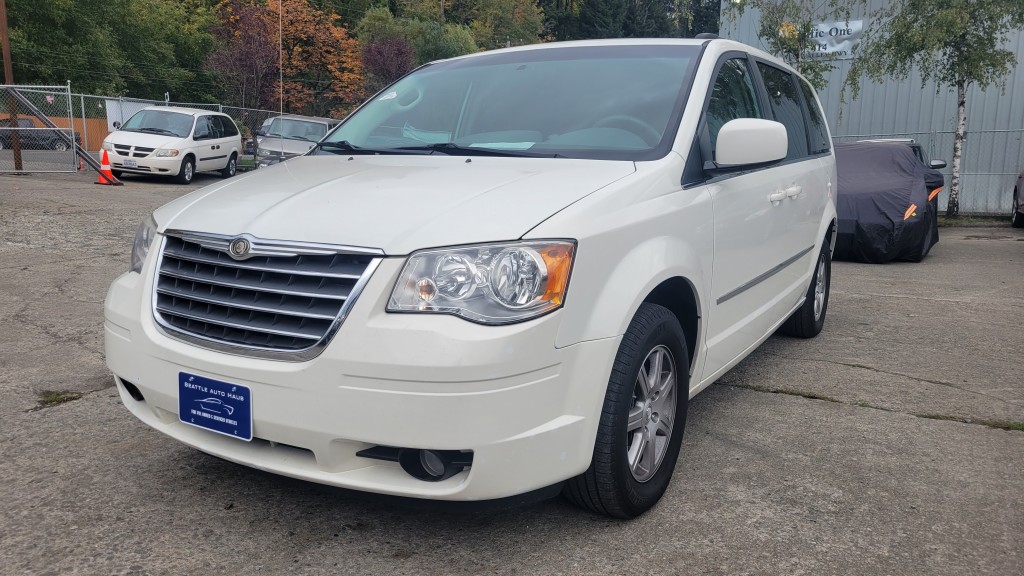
[641,428,657,472]
[637,364,653,399]
[627,405,645,432]
[656,414,672,437]
[629,430,647,472]
[648,349,663,394]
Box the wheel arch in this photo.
[640,277,700,376]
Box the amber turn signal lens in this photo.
[540,244,574,305]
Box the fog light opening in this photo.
[398,448,464,482]
[119,378,145,402]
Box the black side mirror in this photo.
[112,121,121,130]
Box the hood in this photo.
[154,154,635,255]
[105,130,186,148]
[257,136,318,157]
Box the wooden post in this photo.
[0,0,24,171]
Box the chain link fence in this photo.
[1,84,80,173]
[834,129,1024,215]
[77,94,328,168]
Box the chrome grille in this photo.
[153,232,381,360]
[113,144,156,158]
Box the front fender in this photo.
[555,234,710,350]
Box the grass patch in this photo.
[35,390,84,409]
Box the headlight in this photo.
[130,214,158,273]
[101,141,113,152]
[154,148,179,157]
[387,241,575,324]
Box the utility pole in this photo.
[0,0,12,84]
[0,0,24,171]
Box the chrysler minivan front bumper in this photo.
[104,255,618,501]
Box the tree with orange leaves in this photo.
[208,0,365,118]
[266,0,365,117]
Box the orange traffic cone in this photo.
[95,149,116,185]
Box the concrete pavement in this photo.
[1,171,1021,575]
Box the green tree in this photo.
[578,0,627,38]
[723,0,859,89]
[356,6,478,69]
[7,0,217,100]
[623,0,674,38]
[845,0,1024,217]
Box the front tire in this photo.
[780,240,831,338]
[174,156,195,185]
[1012,190,1023,228]
[564,303,689,518]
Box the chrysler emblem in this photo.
[228,237,251,259]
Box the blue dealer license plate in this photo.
[178,372,252,441]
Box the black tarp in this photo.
[833,142,944,263]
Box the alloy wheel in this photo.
[627,344,677,482]
[813,253,827,321]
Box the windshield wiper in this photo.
[313,140,421,155]
[139,127,178,136]
[396,142,559,158]
[268,133,315,142]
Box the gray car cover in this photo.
[833,142,944,263]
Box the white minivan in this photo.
[105,39,837,518]
[102,106,242,184]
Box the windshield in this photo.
[122,110,194,138]
[263,118,329,141]
[319,45,699,160]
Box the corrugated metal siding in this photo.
[720,0,1024,214]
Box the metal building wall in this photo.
[720,0,1024,214]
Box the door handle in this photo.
[768,190,786,203]
[785,185,802,198]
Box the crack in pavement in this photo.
[722,383,1024,432]
[763,352,1023,407]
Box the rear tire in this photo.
[174,156,195,185]
[563,303,689,518]
[1012,191,1023,228]
[220,153,237,178]
[52,140,69,152]
[111,170,123,179]
[780,240,831,338]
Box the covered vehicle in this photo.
[833,141,944,263]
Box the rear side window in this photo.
[208,116,225,139]
[217,116,239,138]
[798,79,830,155]
[757,63,809,160]
[706,58,763,160]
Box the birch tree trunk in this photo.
[947,78,968,217]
